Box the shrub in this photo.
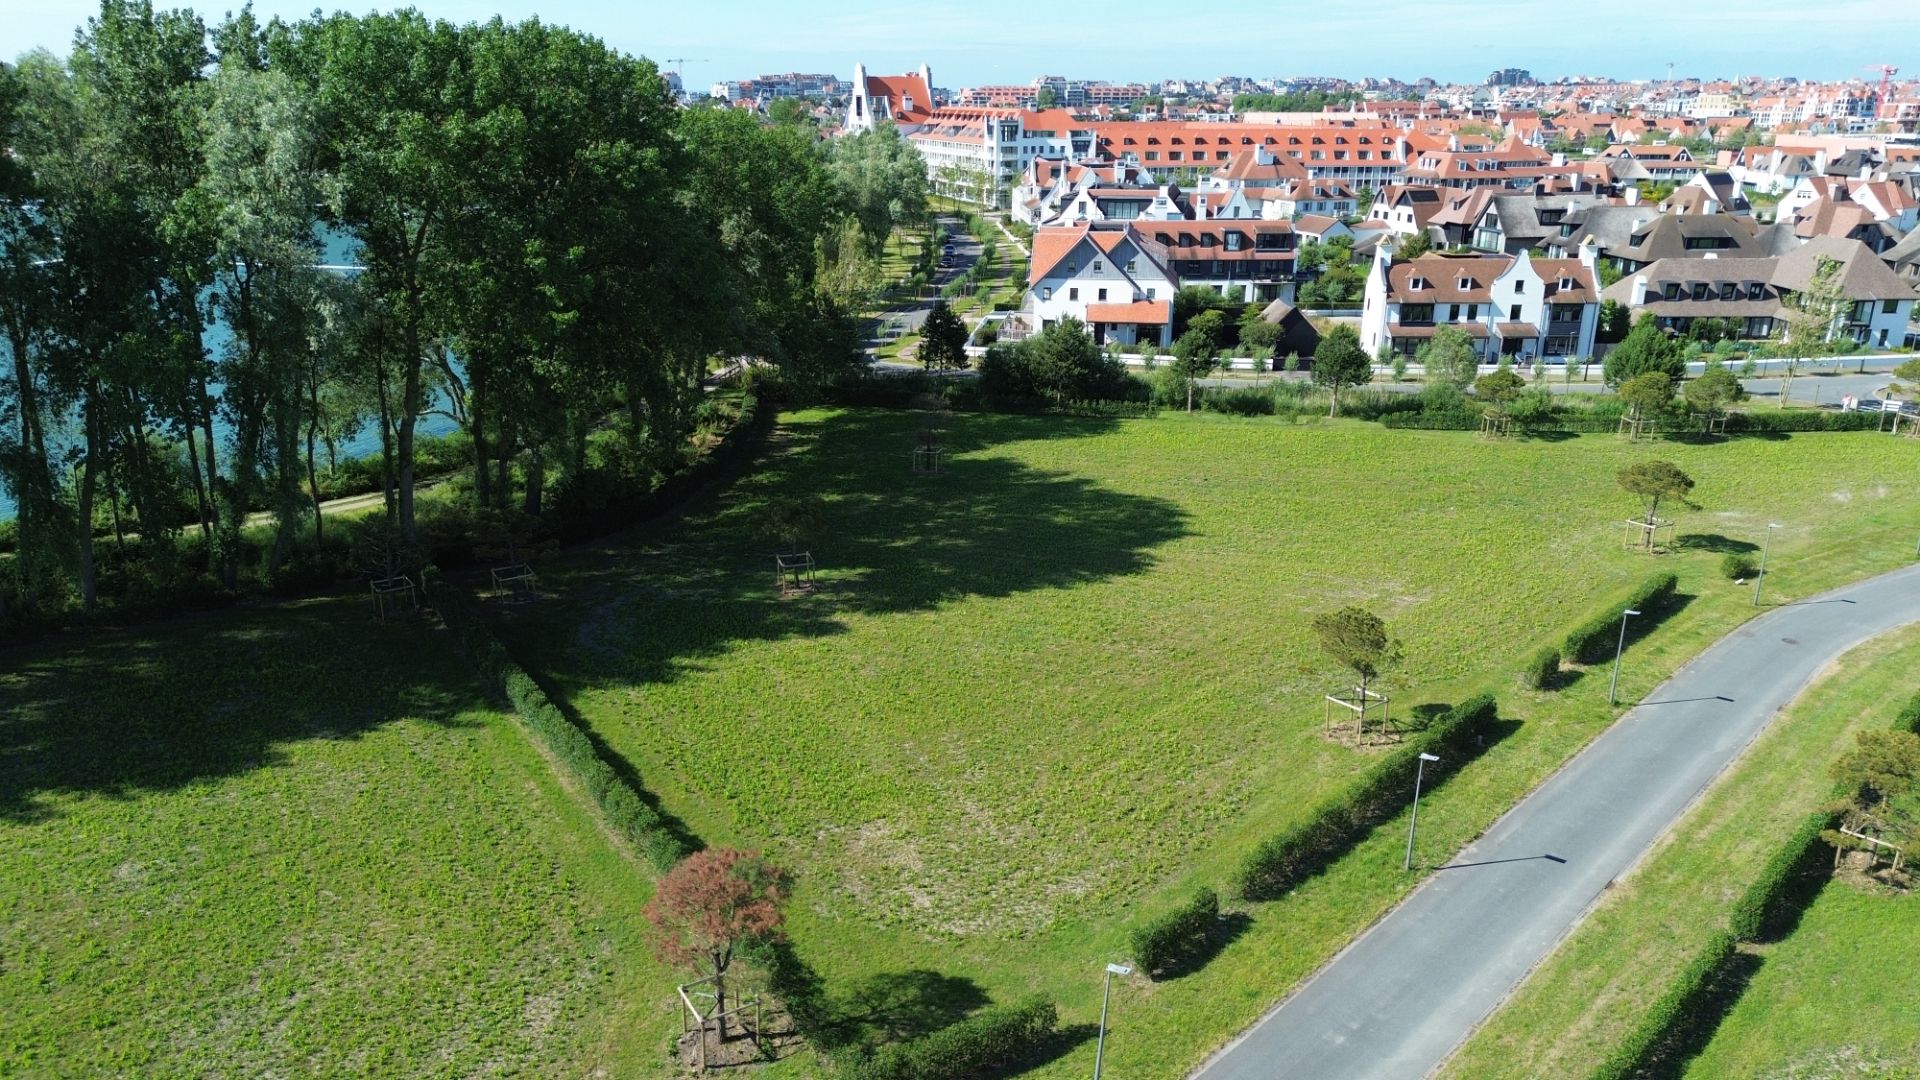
[1522,646,1561,690]
[1590,932,1740,1080]
[432,580,688,872]
[845,996,1059,1080]
[1726,409,1880,433]
[1203,386,1277,416]
[1232,695,1498,901]
[1130,886,1219,977]
[1561,572,1678,664]
[1728,810,1834,943]
[1721,553,1758,580]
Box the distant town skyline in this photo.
[11,0,1907,95]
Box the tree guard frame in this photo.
[369,574,418,622]
[1623,515,1675,554]
[1479,413,1512,439]
[1324,684,1396,745]
[676,975,765,1072]
[489,562,537,602]
[774,551,816,597]
[1616,413,1652,441]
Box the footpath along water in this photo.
[0,227,459,521]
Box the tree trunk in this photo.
[521,447,544,518]
[470,373,491,509]
[375,350,396,526]
[307,369,324,547]
[1329,385,1340,417]
[184,427,211,543]
[397,336,422,542]
[77,388,101,610]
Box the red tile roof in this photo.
[1086,300,1172,324]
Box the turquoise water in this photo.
[0,227,461,521]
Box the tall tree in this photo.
[918,299,966,373]
[826,125,928,258]
[1417,325,1481,388]
[1602,313,1685,386]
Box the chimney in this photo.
[1578,235,1600,274]
[1624,185,1641,206]
[1375,235,1398,277]
[1630,274,1648,306]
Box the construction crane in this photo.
[1867,64,1899,104]
[657,57,708,74]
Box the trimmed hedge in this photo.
[1232,694,1499,901]
[1725,409,1882,433]
[1728,810,1835,943]
[431,579,689,872]
[1522,646,1561,690]
[1562,572,1679,665]
[1590,932,1740,1080]
[1130,886,1219,977]
[844,996,1059,1080]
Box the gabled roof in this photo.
[1776,237,1916,300]
[863,72,933,126]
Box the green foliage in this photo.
[1618,371,1677,420]
[1311,324,1372,414]
[1727,810,1833,943]
[433,580,688,871]
[1603,315,1686,386]
[1561,572,1678,664]
[1312,606,1397,686]
[979,319,1131,405]
[1474,366,1527,406]
[1721,553,1758,580]
[918,299,968,373]
[1589,931,1741,1080]
[1233,695,1500,901]
[1617,460,1694,527]
[1597,297,1629,341]
[1230,89,1363,112]
[1522,646,1562,691]
[1396,231,1434,259]
[845,996,1059,1080]
[1130,886,1220,977]
[1419,326,1483,388]
[1684,362,1746,417]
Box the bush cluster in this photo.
[1232,694,1498,901]
[1727,810,1834,943]
[843,996,1059,1080]
[1561,573,1678,665]
[1590,932,1741,1080]
[1521,646,1561,690]
[1129,886,1219,977]
[1721,553,1758,580]
[1726,410,1883,433]
[431,580,688,872]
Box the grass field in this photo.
[1441,624,1920,1079]
[492,406,1920,1076]
[0,598,675,1077]
[1686,888,1920,1077]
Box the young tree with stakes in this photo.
[645,848,791,1040]
[1617,460,1694,551]
[1313,606,1400,737]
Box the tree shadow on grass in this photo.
[0,599,478,823]
[514,408,1191,692]
[1674,533,1761,555]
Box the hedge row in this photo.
[843,996,1059,1080]
[1726,409,1883,433]
[1727,809,1835,943]
[1232,694,1499,902]
[1522,646,1561,690]
[1562,572,1679,665]
[432,580,689,872]
[1130,886,1218,977]
[1379,409,1884,435]
[1589,931,1741,1080]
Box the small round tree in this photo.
[1603,314,1685,387]
[1618,370,1676,439]
[1313,606,1401,738]
[646,848,792,1041]
[1683,362,1746,425]
[1617,460,1694,551]
[1312,324,1372,417]
[1169,326,1220,413]
[1418,325,1481,389]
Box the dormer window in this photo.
[1410,276,1429,290]
[1458,277,1473,290]
[1560,277,1577,291]
[1663,282,1680,300]
[1746,281,1764,300]
[1692,282,1709,300]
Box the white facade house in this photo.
[1360,241,1602,361]
[844,63,934,134]
[1025,225,1178,346]
[908,107,1097,208]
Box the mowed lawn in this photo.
[0,598,674,1077]
[1686,888,1920,1077]
[494,406,1920,1074]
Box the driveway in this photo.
[1195,560,1920,1080]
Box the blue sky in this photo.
[11,0,1900,91]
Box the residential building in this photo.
[1605,237,1915,348]
[1359,244,1602,361]
[844,63,935,134]
[907,107,1097,208]
[1544,206,1789,272]
[1024,224,1178,346]
[1134,219,1300,303]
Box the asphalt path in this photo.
[1195,560,1920,1080]
[881,217,981,335]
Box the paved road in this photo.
[881,217,982,336]
[1195,561,1920,1080]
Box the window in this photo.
[1402,303,1435,324]
[1886,300,1902,314]
[1225,232,1242,251]
[1092,260,1103,272]
[1127,258,1138,272]
[1691,282,1709,301]
[1449,304,1461,321]
[1467,304,1479,320]
[1145,287,1156,299]
[1066,259,1077,272]
[1068,287,1078,300]
[1170,151,1184,161]
[1042,287,1053,300]
[1098,288,1107,301]
[1747,281,1764,300]
[1663,282,1680,301]
[1550,304,1582,323]
[1509,303,1522,320]
[1458,277,1473,290]
[1145,152,1158,161]
[1514,280,1525,294]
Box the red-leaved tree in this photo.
[645,848,791,1037]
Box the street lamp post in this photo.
[1404,752,1441,871]
[1093,962,1132,1080]
[1608,608,1642,706]
[1753,523,1781,607]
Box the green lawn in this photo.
[0,597,675,1077]
[492,407,1920,1076]
[1687,890,1920,1078]
[1442,624,1920,1079]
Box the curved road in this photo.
[1196,560,1920,1080]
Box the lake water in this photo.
[0,227,460,521]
